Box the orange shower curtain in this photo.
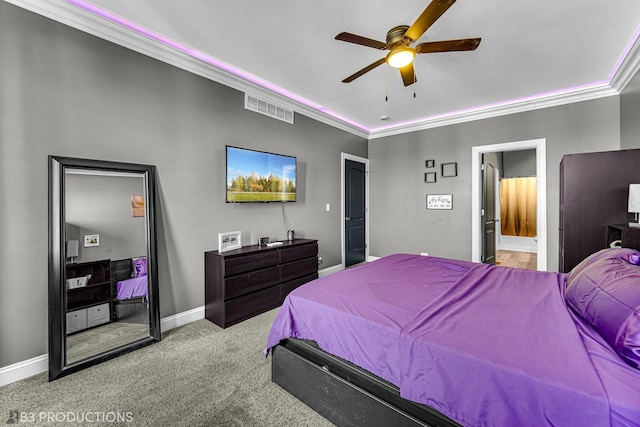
[500,177,537,237]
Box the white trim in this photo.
[368,84,617,140]
[0,354,48,387]
[341,153,370,269]
[6,0,639,139]
[159,306,204,332]
[471,139,547,271]
[318,264,344,277]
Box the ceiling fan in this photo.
[335,0,481,87]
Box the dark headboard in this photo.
[111,258,133,283]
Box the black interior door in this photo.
[482,157,496,264]
[345,159,366,267]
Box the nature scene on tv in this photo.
[226,147,296,202]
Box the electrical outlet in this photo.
[318,256,324,265]
[420,252,429,256]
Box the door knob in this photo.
[345,217,351,221]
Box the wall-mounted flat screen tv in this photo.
[226,146,297,203]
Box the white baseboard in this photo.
[318,264,343,277]
[1,264,343,387]
[160,306,204,332]
[0,354,48,387]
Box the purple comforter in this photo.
[116,276,147,300]
[266,254,640,427]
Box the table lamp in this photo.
[629,184,640,228]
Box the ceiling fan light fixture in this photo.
[386,47,415,68]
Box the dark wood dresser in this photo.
[205,239,318,328]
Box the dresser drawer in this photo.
[225,266,280,300]
[87,303,110,327]
[224,251,279,276]
[281,273,318,300]
[281,257,318,283]
[66,309,87,334]
[225,285,281,326]
[280,243,318,264]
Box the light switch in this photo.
[326,203,331,212]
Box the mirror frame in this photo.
[48,155,161,381]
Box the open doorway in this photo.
[472,139,547,271]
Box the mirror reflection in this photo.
[64,170,150,364]
[48,156,160,381]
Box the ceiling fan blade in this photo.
[335,32,388,50]
[416,38,481,54]
[404,0,456,42]
[399,63,417,87]
[342,58,386,83]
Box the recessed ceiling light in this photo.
[380,115,390,121]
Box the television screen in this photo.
[226,146,297,203]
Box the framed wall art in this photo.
[441,162,458,177]
[427,194,453,210]
[424,172,437,183]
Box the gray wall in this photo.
[621,69,640,150]
[0,3,366,367]
[368,98,621,268]
[503,149,536,178]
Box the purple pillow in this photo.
[565,248,640,369]
[132,257,147,278]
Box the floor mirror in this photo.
[48,156,161,380]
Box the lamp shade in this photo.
[66,240,79,258]
[629,184,640,213]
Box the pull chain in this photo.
[413,58,417,99]
[385,64,389,102]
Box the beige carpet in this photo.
[0,309,332,427]
[67,322,150,364]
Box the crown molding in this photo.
[610,28,640,93]
[368,83,619,140]
[7,0,639,141]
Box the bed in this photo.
[111,257,149,321]
[266,249,640,427]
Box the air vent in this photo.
[245,94,294,124]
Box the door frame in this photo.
[341,153,369,268]
[471,139,547,271]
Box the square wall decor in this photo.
[441,162,458,177]
[424,172,437,183]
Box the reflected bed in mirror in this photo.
[48,156,161,381]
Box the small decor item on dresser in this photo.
[219,231,242,253]
[259,237,270,246]
[287,230,295,241]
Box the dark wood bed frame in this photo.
[271,339,461,427]
[111,258,148,306]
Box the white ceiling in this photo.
[11,0,640,138]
